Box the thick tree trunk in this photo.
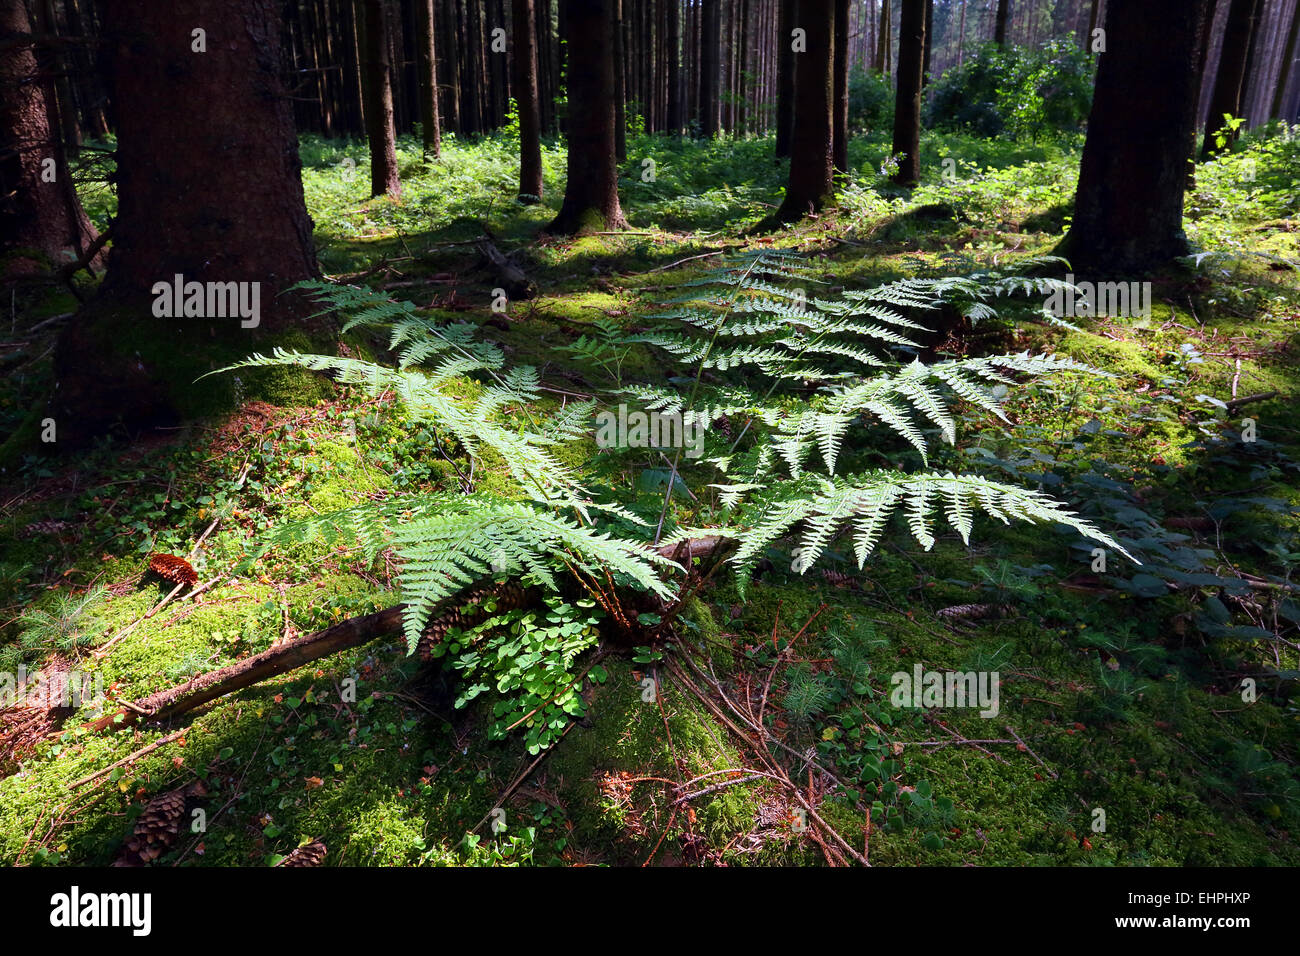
[775,0,833,221]
[775,0,796,156]
[545,0,625,234]
[891,0,925,185]
[1201,0,1258,156]
[512,0,543,201]
[0,0,97,271]
[700,0,722,135]
[416,0,442,157]
[994,0,1010,46]
[1057,0,1212,274]
[832,0,850,174]
[362,0,401,196]
[49,0,320,447]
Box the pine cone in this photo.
[277,840,327,867]
[418,581,534,660]
[149,553,198,587]
[113,780,208,866]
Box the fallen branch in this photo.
[476,238,536,301]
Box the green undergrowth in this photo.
[3,125,1298,866]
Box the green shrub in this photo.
[925,40,1094,140]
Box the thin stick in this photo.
[1004,724,1057,778]
[68,730,187,789]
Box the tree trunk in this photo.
[546,0,625,234]
[891,0,924,185]
[994,0,1010,46]
[49,0,320,447]
[877,0,890,74]
[513,0,543,201]
[921,0,933,86]
[0,0,97,271]
[362,0,401,195]
[1057,0,1213,274]
[1201,0,1259,156]
[775,0,833,221]
[832,0,850,173]
[667,0,683,132]
[701,0,722,134]
[614,0,627,158]
[416,0,442,157]
[1272,0,1300,118]
[957,0,967,68]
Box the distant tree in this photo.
[775,0,833,221]
[1202,0,1259,157]
[1057,0,1212,273]
[994,0,1010,46]
[891,0,925,185]
[700,0,723,134]
[1272,0,1300,119]
[362,0,401,197]
[416,0,442,158]
[922,0,933,86]
[513,0,543,202]
[832,0,850,174]
[0,0,98,270]
[547,0,625,234]
[776,0,797,156]
[51,0,319,445]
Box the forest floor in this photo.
[1,126,1298,866]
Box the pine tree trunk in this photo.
[1057,0,1213,274]
[614,0,627,157]
[0,0,98,271]
[775,0,833,221]
[667,0,682,132]
[994,0,1010,45]
[50,0,320,447]
[1201,0,1259,156]
[546,0,625,234]
[921,0,933,86]
[891,0,924,185]
[417,0,442,156]
[701,0,722,134]
[362,0,401,195]
[832,0,850,173]
[776,0,797,155]
[513,0,543,201]
[1272,0,1300,118]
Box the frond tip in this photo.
[723,472,1137,589]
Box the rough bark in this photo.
[48,0,320,447]
[1057,0,1213,274]
[774,0,833,221]
[667,0,682,132]
[512,0,543,201]
[545,0,625,235]
[891,0,925,186]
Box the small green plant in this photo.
[15,585,108,660]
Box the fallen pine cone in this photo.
[113,780,208,866]
[277,841,327,867]
[149,553,198,587]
